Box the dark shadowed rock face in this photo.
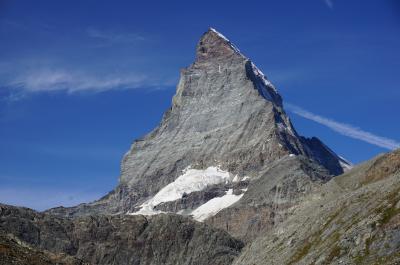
[47,28,349,221]
[0,204,243,265]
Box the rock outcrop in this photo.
[0,204,243,265]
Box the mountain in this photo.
[5,28,389,265]
[47,29,350,239]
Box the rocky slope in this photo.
[0,233,87,265]
[206,155,333,242]
[234,149,400,265]
[0,204,243,265]
[47,29,349,240]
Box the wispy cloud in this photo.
[87,28,145,46]
[324,0,334,9]
[4,68,170,95]
[286,103,400,150]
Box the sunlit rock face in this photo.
[47,29,349,237]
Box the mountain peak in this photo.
[48,28,348,227]
[196,27,244,63]
[208,28,234,44]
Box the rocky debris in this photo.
[0,204,243,265]
[362,150,400,185]
[233,149,400,265]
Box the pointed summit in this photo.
[196,28,244,63]
[48,28,349,235]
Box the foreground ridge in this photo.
[234,149,400,264]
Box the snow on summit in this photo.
[209,27,243,56]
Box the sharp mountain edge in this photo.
[46,29,350,240]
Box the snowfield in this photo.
[129,166,239,216]
[191,189,243,222]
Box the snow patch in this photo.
[242,176,251,181]
[276,122,296,137]
[277,122,287,132]
[339,156,353,172]
[191,189,244,222]
[232,175,240,182]
[129,166,234,215]
[250,61,277,94]
[128,206,164,216]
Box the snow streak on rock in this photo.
[191,189,244,222]
[129,166,235,216]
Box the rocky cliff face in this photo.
[47,29,349,229]
[0,204,243,265]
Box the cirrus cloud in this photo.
[324,0,334,9]
[286,103,400,150]
[8,69,151,93]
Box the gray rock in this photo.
[0,233,87,265]
[206,155,331,242]
[47,28,348,220]
[0,204,243,265]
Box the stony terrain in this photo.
[206,155,332,242]
[234,149,400,265]
[0,233,87,265]
[0,205,243,265]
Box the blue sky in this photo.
[0,0,399,210]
